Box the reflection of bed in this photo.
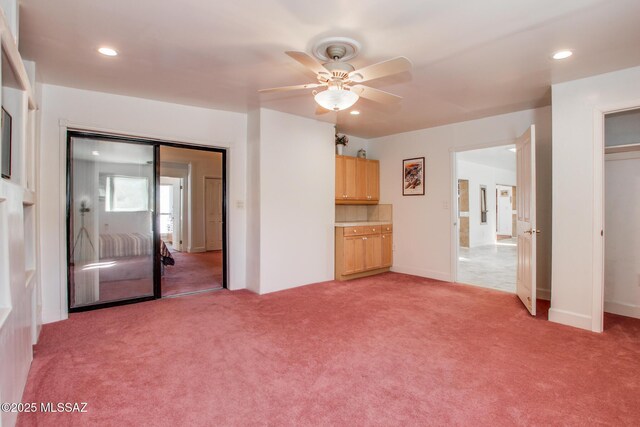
[98,233,174,282]
[100,233,153,258]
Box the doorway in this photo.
[454,144,518,293]
[66,131,227,312]
[451,126,538,315]
[602,108,640,322]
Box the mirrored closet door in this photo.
[68,135,157,309]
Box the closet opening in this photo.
[603,108,640,323]
[66,131,227,312]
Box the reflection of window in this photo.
[480,185,488,224]
[105,176,149,212]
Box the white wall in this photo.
[341,135,369,157]
[38,84,247,324]
[551,66,640,331]
[457,160,516,247]
[245,109,261,293]
[368,107,552,299]
[254,109,335,294]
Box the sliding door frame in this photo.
[66,130,228,312]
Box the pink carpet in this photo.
[18,273,640,425]
[162,250,223,296]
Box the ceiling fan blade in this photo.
[350,85,402,104]
[349,57,412,83]
[285,51,331,78]
[258,83,325,93]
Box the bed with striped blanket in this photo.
[98,233,174,282]
[99,233,153,259]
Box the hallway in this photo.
[458,238,517,292]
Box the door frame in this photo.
[66,130,228,313]
[449,140,518,284]
[592,100,640,332]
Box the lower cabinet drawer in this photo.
[342,226,364,237]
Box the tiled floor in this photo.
[458,238,517,292]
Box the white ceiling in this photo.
[19,0,640,138]
[458,145,516,172]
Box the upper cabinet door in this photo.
[335,155,381,205]
[335,156,346,200]
[355,158,368,200]
[366,160,380,201]
[344,156,358,199]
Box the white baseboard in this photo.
[604,301,640,319]
[189,247,206,253]
[537,288,551,301]
[548,308,592,331]
[390,266,451,282]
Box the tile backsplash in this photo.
[335,204,392,223]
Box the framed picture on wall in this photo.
[1,107,12,179]
[403,157,425,196]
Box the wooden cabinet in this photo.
[366,160,379,201]
[343,236,366,275]
[335,155,380,204]
[335,156,360,201]
[381,232,393,267]
[364,234,382,270]
[335,224,392,280]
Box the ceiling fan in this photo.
[259,38,411,112]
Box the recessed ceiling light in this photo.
[92,151,100,156]
[98,47,118,57]
[350,110,360,115]
[552,50,573,60]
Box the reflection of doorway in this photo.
[205,177,223,251]
[160,177,183,251]
[159,146,225,297]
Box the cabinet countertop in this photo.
[335,221,391,227]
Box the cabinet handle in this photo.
[372,228,375,231]
[382,236,385,239]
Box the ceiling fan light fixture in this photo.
[314,88,359,111]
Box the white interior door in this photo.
[205,178,223,251]
[496,185,512,236]
[516,125,537,315]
